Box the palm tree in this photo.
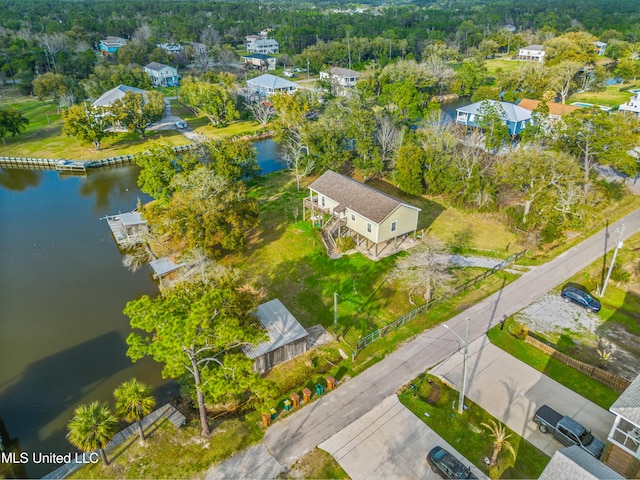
[67,401,117,466]
[481,419,516,467]
[114,378,156,442]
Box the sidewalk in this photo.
[430,336,615,457]
[318,395,488,480]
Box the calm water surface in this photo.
[0,139,285,478]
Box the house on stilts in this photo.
[303,170,421,258]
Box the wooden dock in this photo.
[0,145,195,174]
[103,211,148,247]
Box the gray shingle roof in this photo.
[456,100,532,123]
[246,74,297,90]
[92,85,147,107]
[611,374,640,425]
[308,170,420,224]
[539,446,623,480]
[144,62,174,72]
[329,67,361,78]
[243,299,308,359]
[523,44,545,51]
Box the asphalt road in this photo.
[203,209,640,478]
[263,209,640,466]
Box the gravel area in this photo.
[516,294,602,336]
[515,293,640,381]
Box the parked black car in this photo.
[427,446,478,479]
[560,286,601,313]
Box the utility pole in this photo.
[444,318,470,414]
[333,292,338,336]
[601,223,625,297]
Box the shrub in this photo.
[335,235,356,253]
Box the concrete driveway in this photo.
[319,395,487,480]
[430,336,615,457]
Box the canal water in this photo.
[0,139,285,478]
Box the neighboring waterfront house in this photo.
[157,43,182,54]
[248,38,280,55]
[618,93,640,116]
[246,74,297,100]
[304,170,421,258]
[189,42,208,55]
[245,35,264,51]
[242,53,277,71]
[456,100,532,136]
[92,84,148,108]
[539,446,623,480]
[143,62,180,87]
[99,36,127,54]
[319,67,361,96]
[518,44,546,62]
[602,374,640,477]
[594,41,608,56]
[242,299,309,373]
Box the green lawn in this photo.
[70,412,264,479]
[487,319,620,409]
[399,376,549,479]
[567,83,636,109]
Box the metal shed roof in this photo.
[118,211,145,227]
[243,299,308,359]
[149,257,185,277]
[246,74,297,90]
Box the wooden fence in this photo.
[42,403,185,479]
[356,249,527,352]
[525,335,631,393]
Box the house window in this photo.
[351,213,356,222]
[521,121,526,128]
[469,114,475,122]
[366,222,372,233]
[321,196,325,207]
[391,221,397,232]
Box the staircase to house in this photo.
[319,217,339,257]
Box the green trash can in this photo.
[270,407,277,420]
[284,400,292,411]
[315,383,323,396]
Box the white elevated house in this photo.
[602,375,640,477]
[594,41,608,56]
[143,62,180,87]
[319,67,361,96]
[247,38,280,55]
[618,92,640,116]
[243,299,308,373]
[518,44,546,62]
[304,170,421,258]
[246,74,297,100]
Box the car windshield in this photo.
[580,430,594,445]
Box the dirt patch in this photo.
[515,294,640,381]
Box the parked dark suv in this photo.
[427,446,478,479]
[561,286,601,313]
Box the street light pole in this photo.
[444,317,470,414]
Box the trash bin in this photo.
[261,413,271,427]
[270,407,277,420]
[291,392,300,407]
[302,388,312,403]
[315,383,324,396]
[284,400,292,411]
[326,376,335,391]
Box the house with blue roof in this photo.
[455,100,532,136]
